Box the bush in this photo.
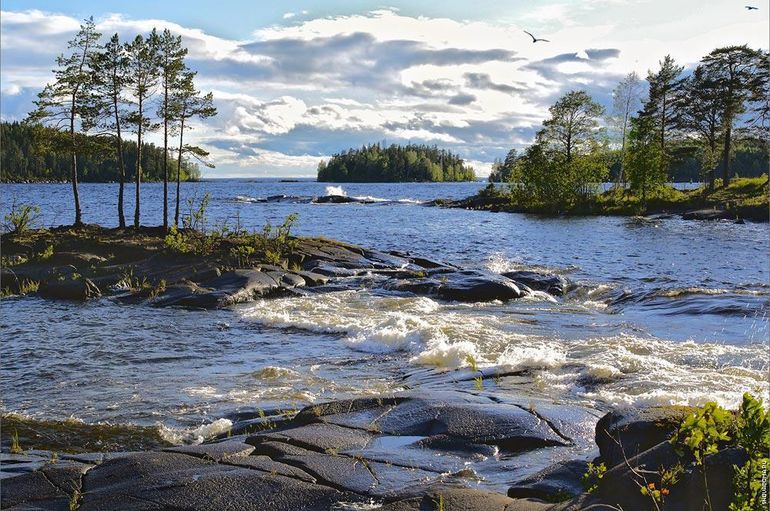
[3,200,41,234]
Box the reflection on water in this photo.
[0,181,768,444]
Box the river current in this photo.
[1,180,767,444]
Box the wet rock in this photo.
[384,270,525,302]
[682,208,734,221]
[47,252,107,267]
[313,194,361,204]
[293,270,330,286]
[153,269,284,308]
[223,454,317,482]
[250,422,374,452]
[595,406,693,469]
[38,277,101,300]
[507,459,588,501]
[502,270,574,296]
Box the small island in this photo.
[317,143,477,182]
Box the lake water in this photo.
[1,180,768,445]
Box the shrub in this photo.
[3,200,41,234]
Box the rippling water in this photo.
[1,180,768,443]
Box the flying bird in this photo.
[745,5,759,9]
[524,30,550,43]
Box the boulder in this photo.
[384,270,525,302]
[595,406,693,469]
[682,208,734,221]
[508,459,588,501]
[502,270,574,296]
[38,277,101,300]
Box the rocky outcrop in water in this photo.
[1,227,575,308]
[1,394,743,510]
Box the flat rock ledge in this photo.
[1,228,575,307]
[1,393,741,511]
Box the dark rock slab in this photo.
[165,438,254,461]
[384,270,525,302]
[222,454,317,482]
[682,208,735,221]
[595,406,693,469]
[38,277,101,300]
[378,487,529,511]
[502,271,574,296]
[250,422,374,452]
[507,459,588,501]
[1,462,89,510]
[79,451,361,511]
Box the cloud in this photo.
[1,3,766,177]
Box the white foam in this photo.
[324,185,347,197]
[158,418,233,445]
[234,195,259,203]
[237,290,768,409]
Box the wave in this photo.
[237,289,768,410]
[157,418,233,445]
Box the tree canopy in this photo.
[317,144,476,182]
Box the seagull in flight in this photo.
[745,5,759,9]
[524,30,550,43]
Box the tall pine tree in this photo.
[639,55,683,178]
[27,17,101,226]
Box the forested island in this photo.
[317,143,477,182]
[0,122,201,183]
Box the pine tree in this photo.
[27,17,101,226]
[124,31,160,228]
[169,71,217,227]
[639,55,684,177]
[156,29,187,230]
[91,33,131,227]
[677,66,724,191]
[700,45,763,186]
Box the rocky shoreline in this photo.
[0,226,572,306]
[0,226,752,509]
[1,391,745,510]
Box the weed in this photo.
[10,429,22,454]
[581,462,607,493]
[465,354,478,372]
[433,494,444,511]
[18,279,40,295]
[3,200,40,234]
[69,488,81,511]
[149,279,166,299]
[37,244,54,260]
[473,376,484,391]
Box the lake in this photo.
[1,179,767,444]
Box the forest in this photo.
[0,122,201,183]
[317,143,476,182]
[485,45,768,208]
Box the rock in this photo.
[378,487,529,511]
[78,451,363,511]
[565,441,749,511]
[508,459,588,501]
[313,195,360,204]
[1,462,90,510]
[682,208,734,221]
[595,406,693,469]
[153,270,284,308]
[384,270,525,302]
[292,270,330,286]
[47,252,107,266]
[38,277,101,300]
[250,422,374,453]
[502,270,574,296]
[165,438,255,462]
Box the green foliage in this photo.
[671,401,733,464]
[473,376,484,391]
[581,462,607,493]
[3,200,41,234]
[626,115,666,203]
[182,192,210,231]
[318,143,476,182]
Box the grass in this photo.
[10,429,23,454]
[461,175,769,219]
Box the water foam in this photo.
[158,418,233,445]
[325,185,347,196]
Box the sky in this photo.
[1,0,767,178]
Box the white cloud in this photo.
[1,3,767,177]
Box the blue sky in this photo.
[2,0,767,177]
